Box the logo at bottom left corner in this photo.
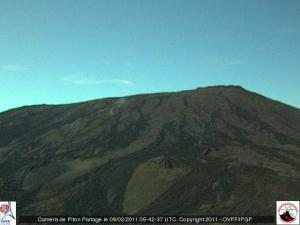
[0,202,16,225]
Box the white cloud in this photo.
[0,64,26,71]
[62,74,134,86]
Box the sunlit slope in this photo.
[123,156,191,214]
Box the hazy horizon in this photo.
[1,0,299,112]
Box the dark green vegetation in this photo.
[0,86,299,218]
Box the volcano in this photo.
[0,86,299,217]
[280,211,295,222]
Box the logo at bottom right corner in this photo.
[277,201,300,225]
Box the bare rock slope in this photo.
[0,86,299,216]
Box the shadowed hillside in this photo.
[0,85,299,217]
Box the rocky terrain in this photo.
[0,85,299,219]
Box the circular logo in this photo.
[278,202,298,223]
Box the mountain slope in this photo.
[0,86,299,216]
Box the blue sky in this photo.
[0,0,299,112]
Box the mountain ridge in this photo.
[2,85,299,115]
